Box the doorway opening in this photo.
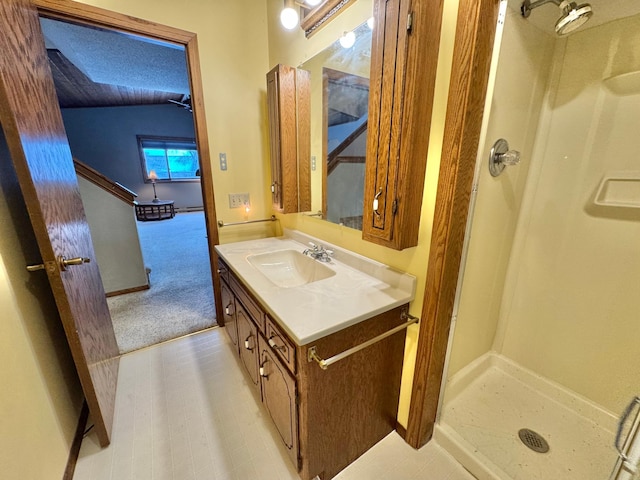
[38,10,222,354]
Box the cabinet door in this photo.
[236,302,259,391]
[220,280,238,350]
[258,336,299,468]
[363,0,443,249]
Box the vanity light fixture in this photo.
[367,16,374,29]
[305,0,322,5]
[280,0,299,30]
[339,30,356,48]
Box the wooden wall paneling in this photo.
[33,0,223,336]
[297,306,406,480]
[405,0,501,448]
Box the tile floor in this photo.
[73,327,475,480]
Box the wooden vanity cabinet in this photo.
[266,64,311,213]
[216,259,407,480]
[362,0,444,250]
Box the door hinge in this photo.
[391,199,398,215]
[407,12,414,33]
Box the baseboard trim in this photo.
[106,284,150,297]
[63,400,89,480]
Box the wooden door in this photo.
[0,0,119,447]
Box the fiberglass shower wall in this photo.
[446,3,640,416]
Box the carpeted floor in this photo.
[108,211,216,353]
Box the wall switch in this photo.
[229,193,250,209]
[219,153,227,171]
[311,155,317,171]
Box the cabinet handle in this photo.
[244,334,254,351]
[259,359,269,378]
[268,336,285,352]
[271,182,278,194]
[225,303,234,316]
[373,188,383,217]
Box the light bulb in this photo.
[280,7,299,29]
[367,16,374,29]
[339,31,356,49]
[306,0,322,5]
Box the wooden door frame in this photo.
[32,0,224,325]
[404,0,501,448]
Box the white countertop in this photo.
[215,230,416,345]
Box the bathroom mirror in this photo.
[301,19,372,230]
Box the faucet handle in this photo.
[308,242,318,250]
[325,249,334,256]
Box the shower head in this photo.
[521,0,593,36]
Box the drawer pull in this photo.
[268,336,285,351]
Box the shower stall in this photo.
[435,0,640,478]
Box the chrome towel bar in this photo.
[307,312,419,370]
[217,215,277,228]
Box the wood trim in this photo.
[73,158,137,206]
[404,0,501,448]
[33,0,223,333]
[63,401,89,480]
[105,284,150,298]
[300,0,357,38]
[297,68,312,212]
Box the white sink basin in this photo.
[247,249,336,288]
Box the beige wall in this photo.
[267,0,461,425]
[0,133,83,480]
[447,4,640,415]
[78,177,148,294]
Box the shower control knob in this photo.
[489,138,522,177]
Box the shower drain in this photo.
[518,428,550,453]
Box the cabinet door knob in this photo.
[244,335,254,351]
[259,359,269,378]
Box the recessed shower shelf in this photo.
[594,172,640,208]
[603,71,640,96]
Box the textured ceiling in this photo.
[40,17,190,103]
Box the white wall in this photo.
[448,3,555,376]
[448,6,640,415]
[78,177,148,294]
[62,104,202,209]
[498,12,640,414]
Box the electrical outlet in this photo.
[219,153,227,171]
[228,193,250,209]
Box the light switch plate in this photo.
[219,153,227,171]
[311,155,316,171]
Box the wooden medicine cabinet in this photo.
[362,0,444,250]
[266,64,311,214]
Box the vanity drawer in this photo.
[217,257,230,284]
[230,274,265,333]
[265,315,296,374]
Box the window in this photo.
[138,136,200,181]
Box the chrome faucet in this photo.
[302,242,333,262]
